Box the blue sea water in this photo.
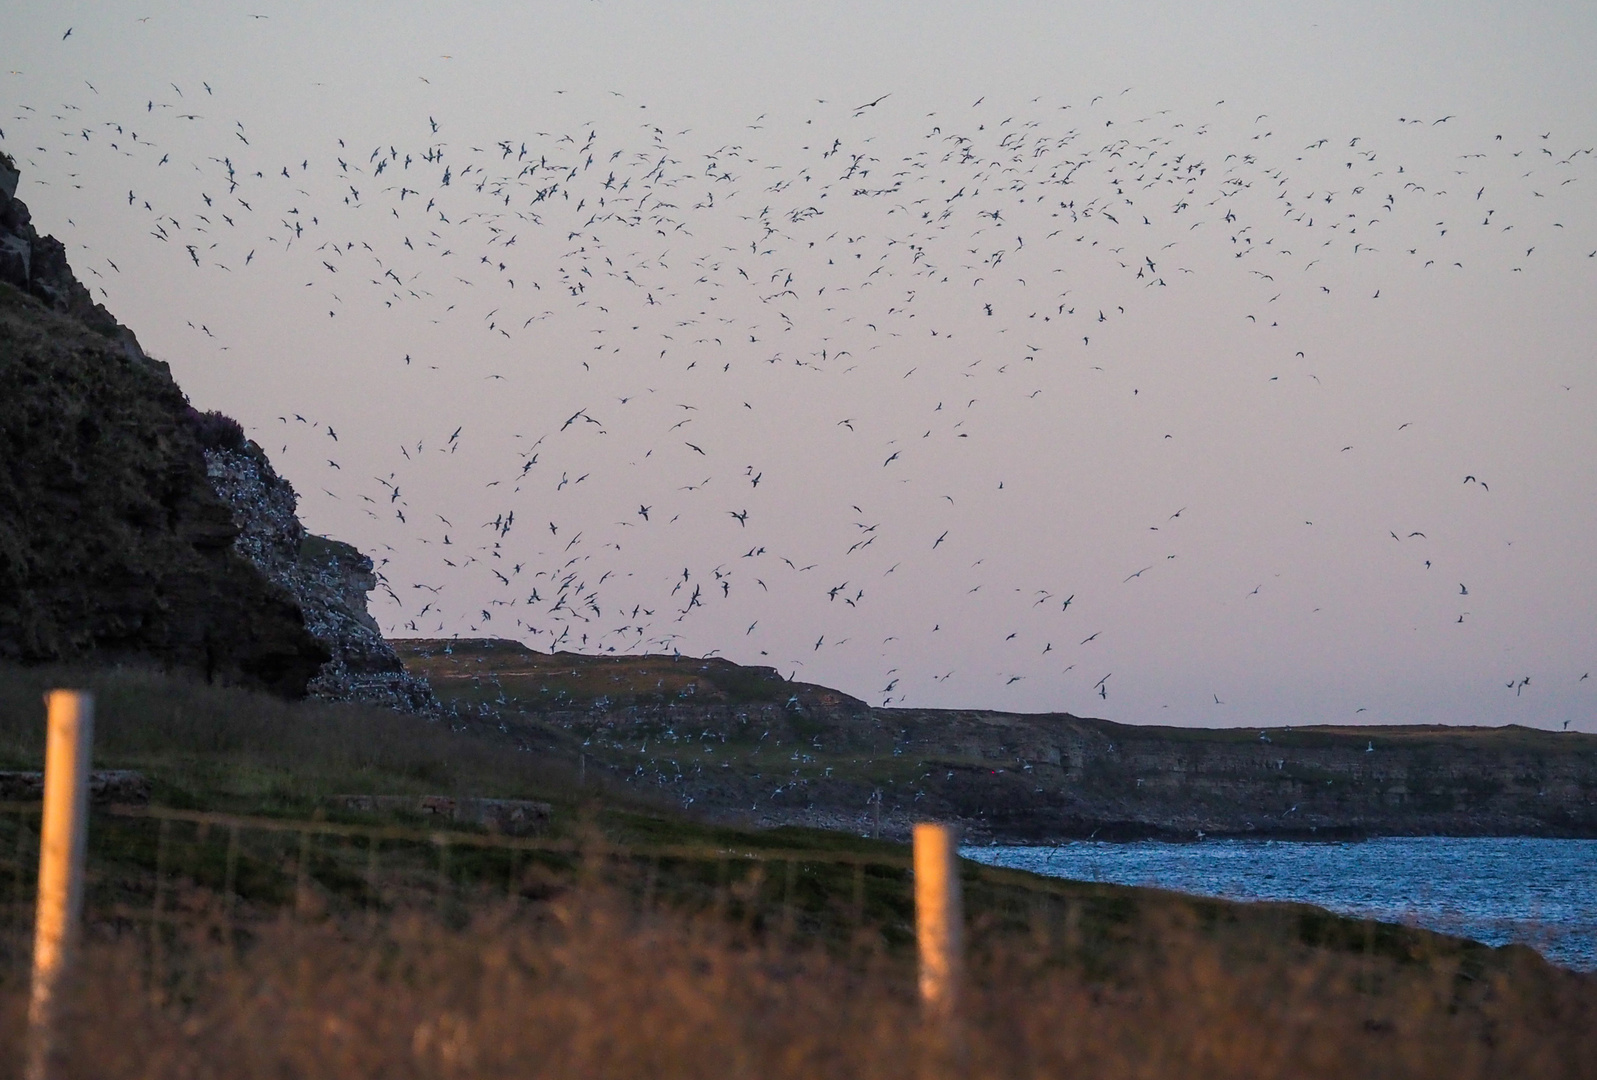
[966,837,1597,971]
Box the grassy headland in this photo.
[395,638,1597,842]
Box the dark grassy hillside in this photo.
[0,176,328,695]
[0,660,571,813]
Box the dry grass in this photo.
[1,884,1591,1080]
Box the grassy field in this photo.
[0,659,593,814]
[0,658,1418,950]
[0,658,1593,1077]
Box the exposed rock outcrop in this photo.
[0,769,151,805]
[204,446,436,711]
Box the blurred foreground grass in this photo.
[2,885,1593,1080]
[0,661,1592,1077]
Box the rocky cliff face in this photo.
[559,699,1597,840]
[850,709,1597,841]
[204,446,435,711]
[603,702,1597,840]
[0,159,430,707]
[0,154,139,355]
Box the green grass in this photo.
[395,638,802,709]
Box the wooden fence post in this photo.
[25,690,94,1080]
[913,822,963,1020]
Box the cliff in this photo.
[836,708,1597,841]
[0,159,431,708]
[398,638,1597,840]
[205,446,435,710]
[0,177,327,694]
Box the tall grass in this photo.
[0,661,604,812]
[1,883,1591,1079]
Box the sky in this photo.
[4,2,1595,730]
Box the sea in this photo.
[966,837,1597,972]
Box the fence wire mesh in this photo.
[0,799,946,978]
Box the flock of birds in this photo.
[6,45,1594,720]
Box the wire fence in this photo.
[3,770,1001,1080]
[0,798,944,969]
